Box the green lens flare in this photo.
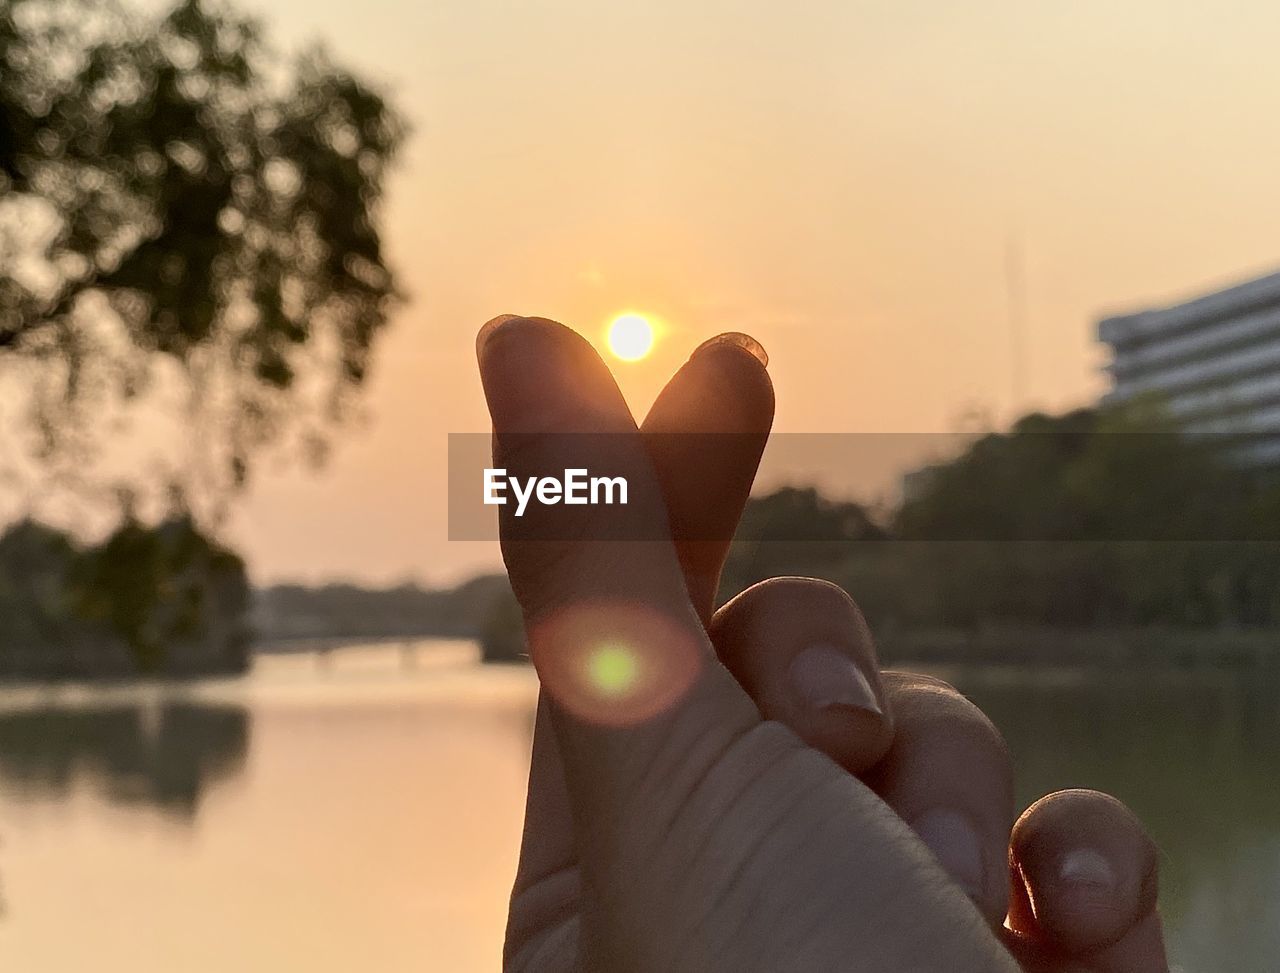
[588,643,640,697]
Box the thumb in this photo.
[1006,789,1168,973]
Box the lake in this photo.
[0,641,1275,971]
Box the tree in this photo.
[69,514,250,672]
[0,515,249,675]
[720,407,1280,637]
[721,486,886,601]
[892,403,1280,629]
[0,0,405,519]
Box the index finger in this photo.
[640,332,773,623]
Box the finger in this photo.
[863,672,1015,924]
[640,333,773,624]
[708,576,892,774]
[1007,789,1168,973]
[477,314,757,838]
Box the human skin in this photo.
[479,315,1169,973]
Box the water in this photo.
[0,643,1275,972]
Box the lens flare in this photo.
[588,643,640,697]
[528,600,703,726]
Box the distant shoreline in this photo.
[873,627,1280,669]
[466,624,1280,669]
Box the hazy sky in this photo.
[219,0,1280,585]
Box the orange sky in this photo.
[212,0,1280,585]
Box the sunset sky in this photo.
[217,0,1280,585]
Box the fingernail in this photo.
[476,314,524,360]
[691,332,769,368]
[1055,848,1120,910]
[787,644,881,715]
[474,315,584,431]
[911,808,986,901]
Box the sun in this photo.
[606,313,655,361]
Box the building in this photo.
[1098,269,1280,467]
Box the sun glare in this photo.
[606,313,655,361]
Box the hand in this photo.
[480,315,1168,972]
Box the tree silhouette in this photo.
[0,0,405,516]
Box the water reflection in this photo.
[0,701,250,818]
[0,654,1274,970]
